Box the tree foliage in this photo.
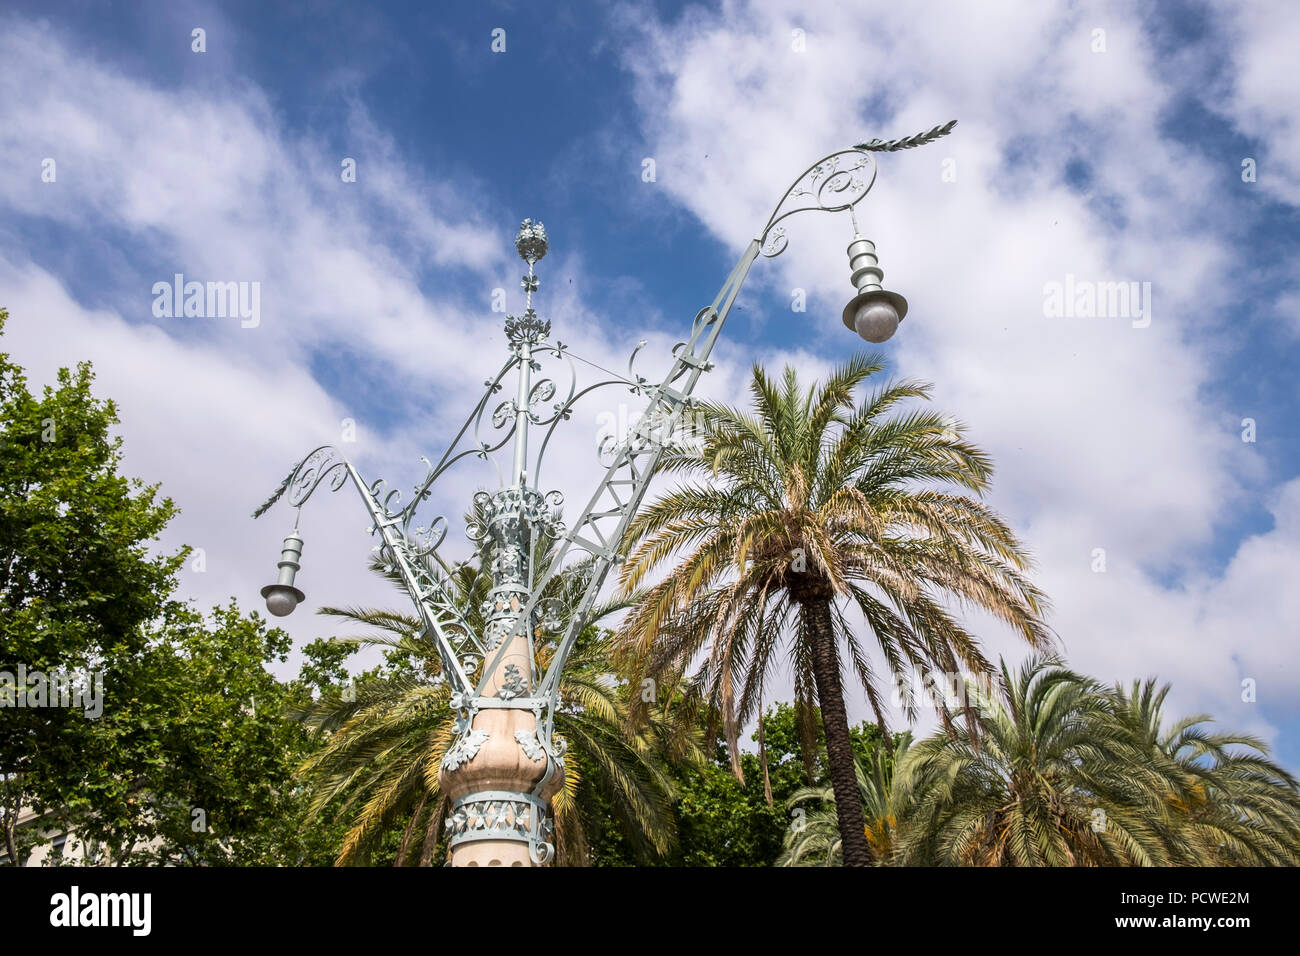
[0,310,341,865]
[1,308,180,864]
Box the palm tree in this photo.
[779,732,915,866]
[901,655,1185,866]
[296,657,454,865]
[1106,679,1300,865]
[296,525,701,865]
[617,355,1051,865]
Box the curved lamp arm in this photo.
[253,445,483,695]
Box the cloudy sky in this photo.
[1,1,1297,766]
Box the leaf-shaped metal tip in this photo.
[854,119,958,152]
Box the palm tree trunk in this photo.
[806,599,872,867]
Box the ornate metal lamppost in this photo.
[253,122,954,866]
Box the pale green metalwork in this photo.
[254,125,956,864]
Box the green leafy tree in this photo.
[66,602,351,866]
[1,311,343,866]
[618,356,1051,865]
[0,308,180,865]
[592,702,886,868]
[779,663,1300,868]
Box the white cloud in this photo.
[0,17,510,404]
[611,0,1299,746]
[1206,0,1300,206]
[0,259,397,672]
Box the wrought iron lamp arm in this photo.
[253,445,482,695]
[399,354,521,526]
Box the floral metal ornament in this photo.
[441,728,490,771]
[514,218,548,263]
[514,729,545,762]
[505,309,551,348]
[498,664,526,700]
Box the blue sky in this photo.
[1,0,1298,767]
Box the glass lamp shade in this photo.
[841,289,908,343]
[261,583,305,617]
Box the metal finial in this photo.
[515,219,548,264]
[507,219,550,345]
